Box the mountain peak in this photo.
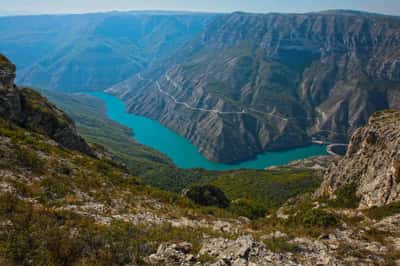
[316,9,394,17]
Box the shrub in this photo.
[229,199,267,219]
[185,185,230,208]
[328,183,360,209]
[198,254,215,264]
[0,193,21,214]
[366,201,400,220]
[11,181,33,198]
[0,198,226,266]
[300,209,338,227]
[39,175,73,202]
[57,165,72,176]
[263,237,297,253]
[15,146,45,173]
[210,169,321,210]
[95,159,113,175]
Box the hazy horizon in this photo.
[1,0,400,16]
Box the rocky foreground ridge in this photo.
[318,109,400,208]
[111,10,400,163]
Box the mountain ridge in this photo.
[0,12,217,92]
[0,54,95,156]
[110,10,400,163]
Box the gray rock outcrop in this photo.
[317,110,400,208]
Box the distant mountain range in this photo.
[1,10,399,163]
[0,10,40,16]
[0,12,216,91]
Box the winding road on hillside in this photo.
[139,73,349,141]
[134,73,350,154]
[158,74,293,120]
[161,74,247,114]
[155,79,246,115]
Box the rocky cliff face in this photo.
[110,11,400,163]
[0,54,95,156]
[317,110,400,208]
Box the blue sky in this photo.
[2,0,400,15]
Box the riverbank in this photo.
[327,144,348,156]
[86,92,329,170]
[312,139,348,156]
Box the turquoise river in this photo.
[88,92,328,171]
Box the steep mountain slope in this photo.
[0,54,94,156]
[0,12,216,91]
[317,109,400,208]
[110,11,400,163]
[41,90,174,169]
[40,89,218,192]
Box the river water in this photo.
[88,92,328,170]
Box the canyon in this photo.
[110,10,400,163]
[1,10,400,164]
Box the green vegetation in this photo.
[248,194,341,239]
[211,169,322,210]
[185,185,230,208]
[39,175,74,203]
[263,237,298,253]
[279,195,339,229]
[15,145,46,174]
[42,89,220,193]
[229,199,267,220]
[0,118,242,264]
[0,193,225,265]
[41,90,172,170]
[324,183,361,209]
[39,90,322,213]
[299,208,338,227]
[197,254,216,264]
[34,89,324,222]
[139,167,217,193]
[0,117,230,219]
[0,89,325,223]
[3,82,394,264]
[365,201,400,220]
[21,88,72,130]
